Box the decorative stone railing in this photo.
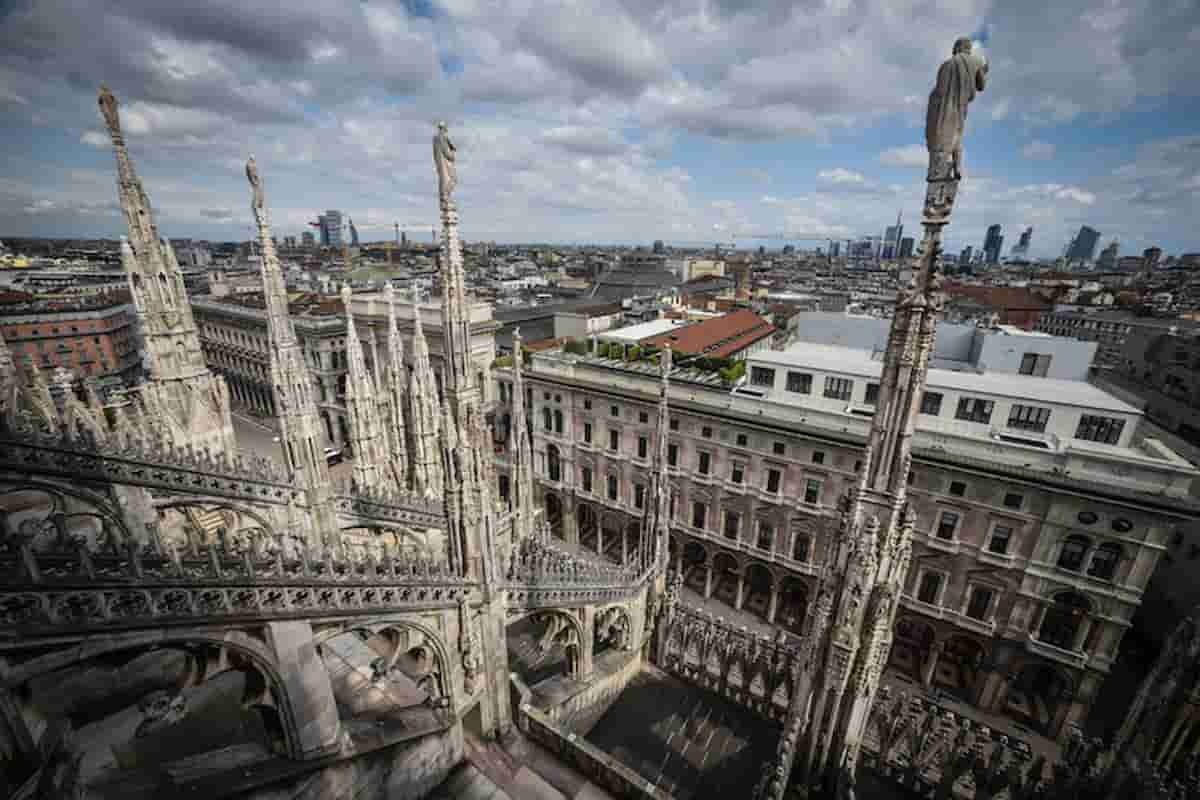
[655,602,799,724]
[1,537,470,631]
[0,430,299,505]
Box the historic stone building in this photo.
[0,292,141,387]
[509,342,1197,744]
[194,292,497,448]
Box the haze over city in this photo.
[2,0,1199,256]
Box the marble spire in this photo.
[767,40,984,800]
[509,328,535,543]
[432,121,511,737]
[98,85,234,454]
[245,156,336,553]
[382,282,409,490]
[341,284,388,492]
[647,345,673,575]
[407,287,443,498]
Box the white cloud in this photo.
[80,130,108,148]
[1021,140,1056,160]
[818,168,868,185]
[878,145,927,168]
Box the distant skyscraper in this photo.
[883,212,904,261]
[652,239,665,254]
[829,241,840,258]
[1066,225,1101,261]
[301,230,315,248]
[1098,239,1119,270]
[960,245,974,265]
[1011,226,1033,258]
[899,237,915,259]
[283,235,296,249]
[318,210,343,247]
[983,224,1003,264]
[401,231,408,248]
[349,217,359,247]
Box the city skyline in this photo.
[1,1,1199,257]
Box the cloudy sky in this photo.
[2,0,1199,258]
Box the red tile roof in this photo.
[641,309,776,359]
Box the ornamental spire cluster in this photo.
[98,85,234,455]
[341,284,389,492]
[245,156,338,553]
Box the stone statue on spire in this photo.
[924,38,987,222]
[433,121,457,203]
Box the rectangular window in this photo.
[786,371,812,394]
[1019,352,1052,377]
[988,524,1013,555]
[634,484,645,509]
[638,436,648,459]
[698,451,711,475]
[607,474,618,501]
[948,481,966,497]
[921,392,943,415]
[966,587,994,620]
[955,397,995,424]
[639,411,649,424]
[670,418,679,431]
[773,441,786,456]
[584,398,592,410]
[583,423,592,444]
[701,426,713,439]
[758,522,773,550]
[936,510,960,540]
[581,467,592,493]
[724,511,740,539]
[864,383,880,406]
[1075,415,1126,445]
[767,468,782,493]
[736,433,748,447]
[824,376,853,401]
[609,429,619,451]
[1003,493,1024,510]
[1008,404,1051,432]
[692,502,707,529]
[917,572,942,605]
[731,462,745,484]
[611,405,619,417]
[812,451,825,465]
[750,366,775,387]
[668,444,678,466]
[804,479,821,505]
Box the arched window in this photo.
[1039,592,1089,650]
[1088,542,1122,580]
[543,407,552,432]
[1057,534,1091,572]
[546,444,561,482]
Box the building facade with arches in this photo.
[501,345,1200,740]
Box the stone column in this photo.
[579,607,595,679]
[735,572,746,610]
[704,557,714,599]
[921,641,942,688]
[1030,600,1049,639]
[675,550,684,577]
[562,494,578,547]
[1073,615,1094,653]
[266,621,342,758]
[596,516,604,557]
